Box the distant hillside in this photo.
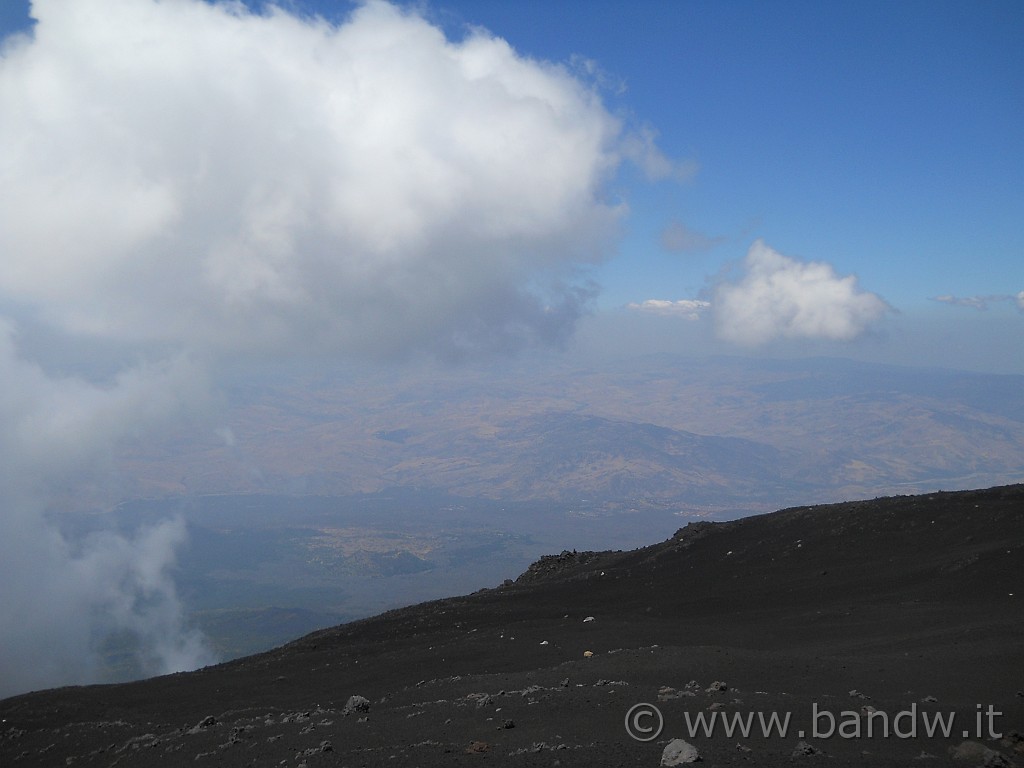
[380,411,800,505]
[104,356,1024,514]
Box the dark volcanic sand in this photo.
[2,485,1023,767]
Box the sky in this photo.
[423,0,1024,370]
[1,0,1022,371]
[0,0,1021,695]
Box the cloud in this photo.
[713,240,890,346]
[0,325,214,696]
[0,0,671,693]
[931,295,993,310]
[620,127,699,182]
[660,219,725,254]
[568,53,627,96]
[0,0,654,359]
[932,294,1023,312]
[627,299,711,320]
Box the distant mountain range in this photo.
[112,355,1024,515]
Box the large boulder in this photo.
[661,738,701,765]
[342,695,370,716]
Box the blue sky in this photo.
[239,0,1024,310]
[0,0,1021,370]
[424,0,1024,312]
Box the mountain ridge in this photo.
[3,484,1022,766]
[106,356,1024,512]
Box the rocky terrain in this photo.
[2,484,1023,767]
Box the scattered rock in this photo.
[661,738,701,765]
[706,680,727,692]
[516,550,601,584]
[511,741,571,754]
[465,740,490,754]
[792,740,824,758]
[187,716,217,735]
[848,689,869,699]
[1000,732,1024,754]
[342,695,370,715]
[949,741,993,760]
[296,740,333,758]
[949,741,1010,765]
[501,719,515,729]
[674,521,717,548]
[660,689,695,700]
[116,733,159,752]
[921,695,938,703]
[583,650,594,658]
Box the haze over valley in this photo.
[116,354,1024,512]
[61,352,1023,677]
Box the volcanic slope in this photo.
[2,485,1023,767]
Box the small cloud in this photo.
[660,219,725,254]
[931,294,1022,312]
[931,295,991,310]
[569,54,627,96]
[627,298,710,320]
[620,126,698,182]
[713,240,890,346]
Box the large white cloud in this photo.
[0,0,655,357]
[0,0,675,694]
[714,240,890,346]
